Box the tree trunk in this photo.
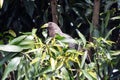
[50,0,58,24]
[92,0,100,27]
[89,0,100,42]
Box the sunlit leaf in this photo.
[61,67,70,80]
[56,60,64,70]
[32,28,37,35]
[24,48,42,54]
[41,52,47,63]
[111,16,120,20]
[30,57,39,65]
[51,37,56,44]
[8,29,16,37]
[106,52,112,60]
[56,40,67,48]
[82,70,93,80]
[0,45,22,52]
[66,49,83,55]
[45,37,52,44]
[50,48,59,54]
[0,0,3,8]
[54,44,63,53]
[50,58,56,70]
[88,70,97,79]
[111,51,120,56]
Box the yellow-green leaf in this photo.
[0,0,3,9]
[88,71,97,79]
[50,58,56,70]
[30,57,39,65]
[9,29,16,37]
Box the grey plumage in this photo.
[45,22,81,50]
[42,22,91,64]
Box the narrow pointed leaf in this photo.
[105,27,116,40]
[0,45,22,52]
[0,0,3,8]
[82,70,93,80]
[81,50,88,68]
[2,57,21,80]
[76,29,86,47]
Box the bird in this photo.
[41,22,91,63]
[41,22,80,50]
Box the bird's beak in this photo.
[41,23,48,28]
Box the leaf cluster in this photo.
[0,29,119,80]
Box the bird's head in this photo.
[41,22,62,37]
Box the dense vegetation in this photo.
[0,0,120,80]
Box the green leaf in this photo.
[88,70,97,79]
[111,51,120,56]
[2,57,21,80]
[8,29,16,37]
[55,34,65,40]
[0,0,3,8]
[87,20,94,35]
[111,16,120,20]
[76,29,86,47]
[18,40,34,49]
[9,35,27,45]
[32,28,37,35]
[106,51,112,60]
[56,60,64,70]
[82,70,93,80]
[50,58,56,70]
[105,27,116,40]
[30,57,40,65]
[66,49,83,55]
[39,66,53,75]
[0,53,18,67]
[9,35,34,49]
[45,37,52,44]
[105,11,110,28]
[50,48,59,54]
[61,67,70,80]
[80,50,88,68]
[0,45,23,52]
